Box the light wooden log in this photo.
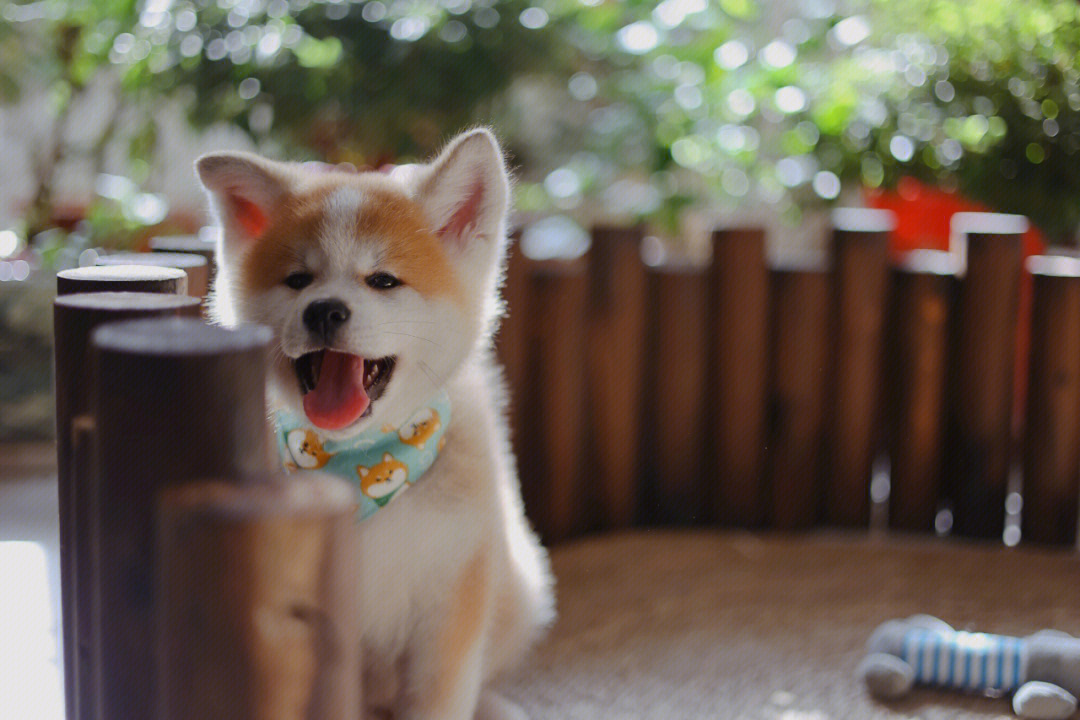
[97,251,210,300]
[149,233,218,286]
[885,251,959,532]
[825,209,895,526]
[767,252,830,530]
[57,264,187,296]
[90,317,273,720]
[53,292,201,720]
[586,225,646,529]
[156,475,361,720]
[945,212,1026,538]
[1022,255,1080,545]
[644,261,709,525]
[709,227,769,527]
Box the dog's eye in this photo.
[366,272,401,290]
[285,272,313,290]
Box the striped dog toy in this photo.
[859,615,1080,719]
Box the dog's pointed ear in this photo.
[413,129,509,252]
[195,151,292,243]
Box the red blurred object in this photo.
[865,177,1046,434]
[865,177,1045,257]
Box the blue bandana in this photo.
[275,390,452,521]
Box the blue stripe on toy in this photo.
[906,632,923,680]
[928,634,937,686]
[962,644,972,688]
[996,637,1005,688]
[899,629,1026,692]
[1010,639,1019,690]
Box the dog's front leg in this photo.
[397,551,490,720]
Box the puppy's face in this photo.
[196,130,510,439]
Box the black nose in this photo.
[303,299,351,342]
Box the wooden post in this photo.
[157,475,360,720]
[1022,255,1080,545]
[945,213,1026,538]
[149,233,217,286]
[531,260,588,542]
[709,227,770,527]
[495,230,534,492]
[53,293,201,720]
[57,264,187,296]
[97,252,210,300]
[767,252,830,530]
[586,225,646,529]
[885,251,959,532]
[90,317,273,720]
[825,209,895,526]
[644,260,709,525]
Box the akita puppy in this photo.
[196,129,554,720]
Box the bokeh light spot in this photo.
[519,7,548,29]
[812,171,840,199]
[714,40,749,70]
[775,86,806,114]
[890,135,915,162]
[617,22,660,54]
[830,15,870,47]
[727,88,756,118]
[568,73,598,101]
[760,40,795,68]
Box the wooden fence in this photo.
[498,212,1080,548]
[50,214,1080,720]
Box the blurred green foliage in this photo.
[3,0,1080,245]
[854,0,1080,241]
[514,0,1080,239]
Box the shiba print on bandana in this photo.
[276,390,451,521]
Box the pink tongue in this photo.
[303,351,370,430]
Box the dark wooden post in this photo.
[885,251,960,532]
[767,252,830,530]
[825,208,895,526]
[496,230,533,489]
[709,227,770,526]
[53,293,201,720]
[57,264,187,296]
[531,260,588,542]
[586,225,646,529]
[1022,255,1080,545]
[644,260,709,525]
[945,213,1026,538]
[90,318,273,720]
[149,233,217,286]
[97,252,210,300]
[157,475,361,720]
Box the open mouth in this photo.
[293,350,395,430]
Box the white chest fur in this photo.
[353,362,554,710]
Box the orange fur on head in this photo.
[239,176,464,304]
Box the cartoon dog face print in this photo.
[399,407,441,449]
[357,452,409,506]
[286,428,333,469]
